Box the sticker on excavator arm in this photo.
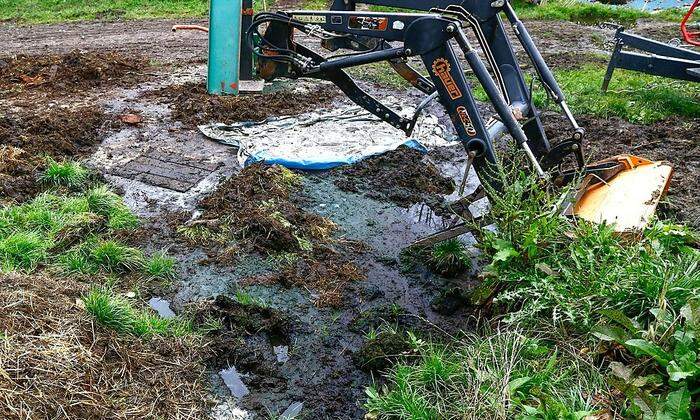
[292,14,326,23]
[573,155,673,233]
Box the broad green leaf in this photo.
[493,247,519,262]
[592,324,631,343]
[624,339,672,366]
[597,309,640,334]
[508,376,531,395]
[667,361,695,382]
[659,387,691,420]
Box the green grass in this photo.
[369,0,685,24]
[83,288,194,337]
[471,65,700,124]
[234,289,268,308]
[0,0,209,24]
[365,327,610,419]
[479,167,699,329]
[367,165,699,418]
[428,239,471,277]
[0,163,150,276]
[90,240,145,273]
[40,158,89,188]
[511,0,685,24]
[144,251,176,281]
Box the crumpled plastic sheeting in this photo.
[198,103,458,170]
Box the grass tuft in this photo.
[428,239,472,277]
[143,252,176,281]
[0,231,49,272]
[40,158,89,188]
[90,240,144,273]
[83,288,194,337]
[365,328,609,419]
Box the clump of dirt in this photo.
[334,145,455,207]
[196,163,337,254]
[0,106,105,202]
[0,273,213,419]
[145,82,338,126]
[198,295,291,340]
[545,114,700,227]
[354,331,413,372]
[181,164,366,307]
[0,51,148,96]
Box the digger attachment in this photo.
[570,156,673,233]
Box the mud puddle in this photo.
[158,144,480,418]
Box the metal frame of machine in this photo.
[246,0,673,236]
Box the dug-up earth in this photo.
[0,13,698,420]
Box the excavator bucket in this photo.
[572,155,673,232]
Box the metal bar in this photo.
[613,51,700,82]
[319,47,405,71]
[240,0,255,80]
[619,31,700,61]
[453,26,546,177]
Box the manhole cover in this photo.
[112,151,221,192]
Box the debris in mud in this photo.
[334,145,455,208]
[181,164,366,307]
[0,106,105,202]
[354,331,413,372]
[145,82,338,126]
[545,113,700,227]
[0,51,148,96]
[0,273,213,419]
[195,164,336,255]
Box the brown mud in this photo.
[144,81,339,125]
[0,51,148,98]
[545,113,700,227]
[333,145,456,208]
[180,164,366,307]
[0,106,105,202]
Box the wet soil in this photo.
[333,145,456,208]
[0,106,106,202]
[0,19,210,65]
[1,14,697,420]
[0,50,149,99]
[545,113,700,227]
[180,164,366,307]
[144,81,339,126]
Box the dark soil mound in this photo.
[0,51,148,96]
[146,82,338,125]
[545,114,700,227]
[198,164,336,255]
[334,145,455,207]
[183,164,365,307]
[0,106,105,202]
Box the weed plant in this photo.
[428,239,472,277]
[480,168,699,329]
[365,327,610,419]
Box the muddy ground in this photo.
[0,12,698,420]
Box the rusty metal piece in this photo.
[171,25,209,33]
